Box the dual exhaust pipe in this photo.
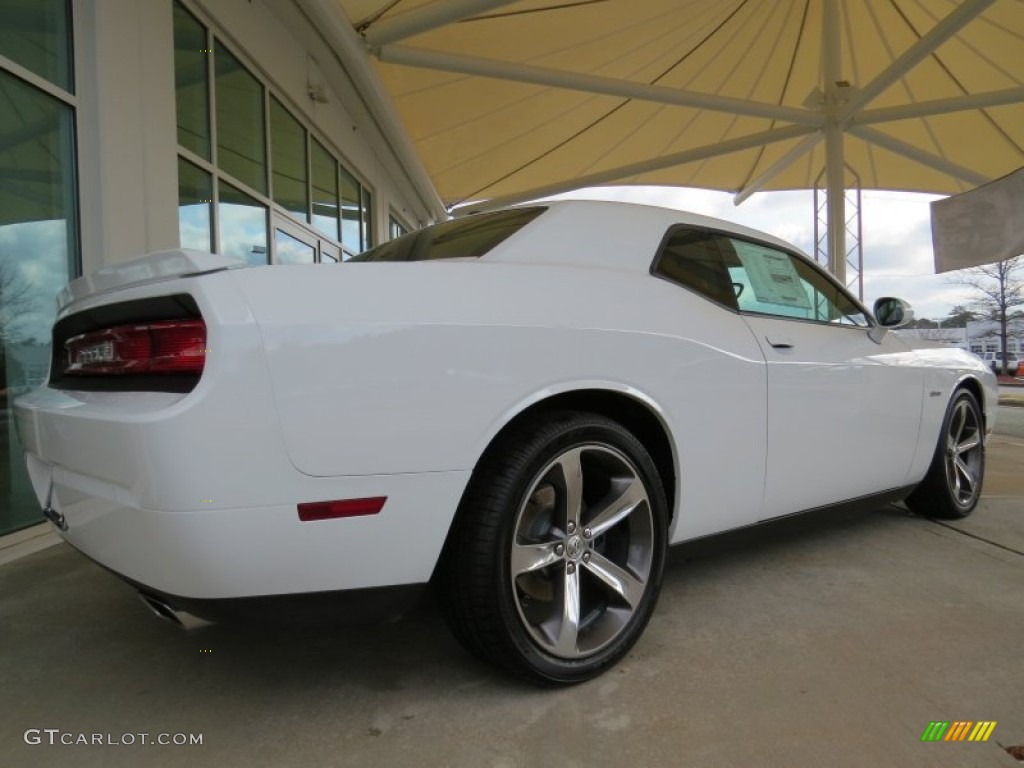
[137,592,211,630]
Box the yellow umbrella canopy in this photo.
[335,0,1024,217]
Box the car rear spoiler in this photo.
[58,250,248,312]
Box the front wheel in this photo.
[437,411,668,684]
[906,389,985,520]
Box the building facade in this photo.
[965,318,1024,357]
[895,321,1023,358]
[0,0,438,536]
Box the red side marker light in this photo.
[297,497,386,522]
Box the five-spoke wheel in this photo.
[511,445,655,659]
[942,396,984,508]
[437,411,667,684]
[907,389,985,519]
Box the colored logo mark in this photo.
[921,721,997,742]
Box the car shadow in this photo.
[2,502,910,704]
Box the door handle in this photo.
[766,335,794,349]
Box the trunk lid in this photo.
[58,249,246,311]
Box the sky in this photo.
[548,185,974,321]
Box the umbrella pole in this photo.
[822,0,846,285]
[824,123,846,285]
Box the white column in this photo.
[76,0,178,271]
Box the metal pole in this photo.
[822,0,845,282]
[825,124,845,282]
[363,0,521,48]
[378,45,822,124]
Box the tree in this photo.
[953,256,1024,376]
[942,305,977,328]
[0,257,36,346]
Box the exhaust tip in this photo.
[138,592,212,630]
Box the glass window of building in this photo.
[275,229,316,264]
[214,40,266,194]
[219,181,268,264]
[0,0,73,91]
[310,138,338,240]
[0,10,78,536]
[173,2,376,263]
[388,215,408,240]
[178,157,213,251]
[340,166,361,255]
[339,167,374,256]
[361,188,374,251]
[270,97,308,222]
[173,2,210,160]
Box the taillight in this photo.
[64,320,207,376]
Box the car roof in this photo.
[486,199,809,273]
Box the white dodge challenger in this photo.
[14,200,997,683]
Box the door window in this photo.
[726,239,868,326]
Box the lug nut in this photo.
[582,552,591,563]
[583,528,592,539]
[566,562,576,574]
[567,521,576,534]
[555,544,565,556]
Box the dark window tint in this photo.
[351,207,545,263]
[652,228,738,309]
[310,138,338,240]
[173,2,210,159]
[339,165,362,253]
[214,40,266,194]
[270,97,308,221]
[0,0,73,91]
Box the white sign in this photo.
[733,241,811,310]
[931,167,1024,273]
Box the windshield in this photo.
[350,207,545,262]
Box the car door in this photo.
[721,236,925,519]
[649,227,769,539]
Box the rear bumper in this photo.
[22,451,469,600]
[132,578,426,626]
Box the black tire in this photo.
[436,411,668,685]
[906,389,985,520]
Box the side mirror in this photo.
[869,297,914,343]
[873,297,914,328]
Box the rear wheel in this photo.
[437,411,668,684]
[906,390,985,520]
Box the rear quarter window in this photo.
[651,227,739,309]
[350,207,546,262]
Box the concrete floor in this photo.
[2,419,1022,767]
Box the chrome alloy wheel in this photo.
[944,397,983,507]
[509,444,654,660]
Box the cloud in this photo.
[0,219,72,343]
